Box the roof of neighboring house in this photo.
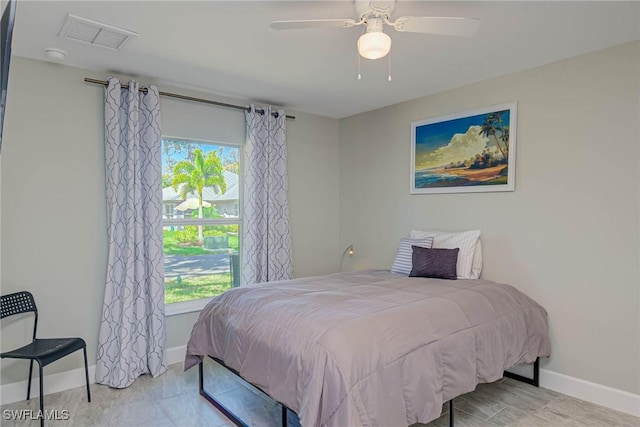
[163,170,238,203]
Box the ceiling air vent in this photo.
[59,15,138,50]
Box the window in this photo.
[161,138,241,314]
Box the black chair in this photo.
[0,291,91,426]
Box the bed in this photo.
[185,269,550,427]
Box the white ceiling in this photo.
[11,1,640,118]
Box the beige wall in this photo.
[0,57,341,384]
[339,41,640,394]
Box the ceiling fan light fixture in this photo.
[357,31,391,60]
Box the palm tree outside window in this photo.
[171,148,227,243]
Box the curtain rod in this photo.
[83,78,295,120]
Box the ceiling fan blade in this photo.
[392,16,480,37]
[270,19,358,30]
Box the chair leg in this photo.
[82,347,91,402]
[38,363,44,427]
[27,359,34,400]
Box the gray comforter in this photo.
[185,270,550,426]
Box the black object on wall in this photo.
[0,0,17,152]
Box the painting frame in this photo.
[410,102,517,194]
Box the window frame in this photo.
[161,136,242,316]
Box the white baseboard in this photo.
[2,349,638,418]
[0,345,187,406]
[0,364,97,406]
[166,344,187,366]
[540,368,640,418]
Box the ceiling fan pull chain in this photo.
[388,51,392,82]
[358,54,362,80]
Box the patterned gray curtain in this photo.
[96,77,166,388]
[242,105,293,285]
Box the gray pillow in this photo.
[409,246,459,280]
[390,237,434,275]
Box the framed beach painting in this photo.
[410,102,517,194]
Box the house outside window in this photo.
[161,138,241,314]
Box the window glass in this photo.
[162,138,241,305]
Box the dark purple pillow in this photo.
[409,246,459,280]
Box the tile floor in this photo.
[1,362,638,427]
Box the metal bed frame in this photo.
[504,358,540,387]
[198,355,540,427]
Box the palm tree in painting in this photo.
[494,112,510,153]
[172,148,227,244]
[500,126,510,153]
[479,113,508,159]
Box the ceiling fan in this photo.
[271,0,480,60]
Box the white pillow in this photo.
[390,237,434,275]
[409,230,481,279]
[469,240,483,279]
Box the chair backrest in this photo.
[1,291,39,341]
[1,291,38,319]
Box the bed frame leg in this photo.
[449,399,454,427]
[503,357,540,387]
[282,404,288,427]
